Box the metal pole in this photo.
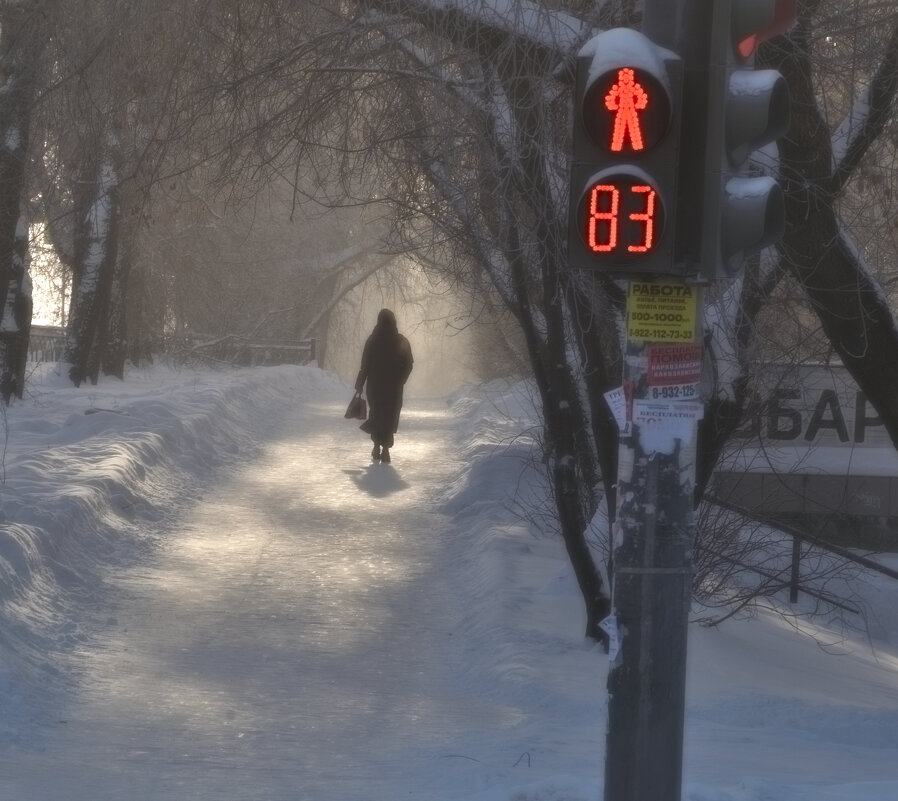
[603,316,700,801]
[602,5,713,798]
[790,536,801,603]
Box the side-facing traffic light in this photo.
[699,0,795,280]
[568,29,684,276]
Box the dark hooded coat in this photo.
[354,309,413,446]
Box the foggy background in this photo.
[325,268,478,398]
[30,229,482,398]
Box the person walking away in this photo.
[354,309,413,463]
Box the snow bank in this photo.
[0,362,344,739]
[437,383,607,797]
[442,380,898,800]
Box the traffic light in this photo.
[698,0,796,280]
[567,29,683,276]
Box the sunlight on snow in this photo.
[53,396,488,756]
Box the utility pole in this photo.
[566,2,796,799]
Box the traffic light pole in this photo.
[602,283,702,801]
[601,2,793,798]
[602,4,707,801]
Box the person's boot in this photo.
[372,445,381,461]
[380,448,391,464]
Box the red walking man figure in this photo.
[605,68,648,152]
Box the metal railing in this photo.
[26,328,317,368]
[175,334,317,366]
[707,498,898,614]
[27,326,66,363]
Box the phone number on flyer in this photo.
[628,328,695,341]
[649,385,698,400]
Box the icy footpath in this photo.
[3,365,897,801]
[0,366,603,800]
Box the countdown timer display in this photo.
[578,172,665,259]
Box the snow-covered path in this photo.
[6,366,898,801]
[0,396,520,800]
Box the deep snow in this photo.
[0,362,897,800]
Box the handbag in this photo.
[344,392,367,420]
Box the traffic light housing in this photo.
[698,0,795,280]
[567,29,684,276]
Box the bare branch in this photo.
[830,19,898,193]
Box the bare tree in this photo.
[199,0,618,633]
[0,1,58,401]
[198,0,898,636]
[10,0,898,632]
[699,1,898,493]
[27,0,230,383]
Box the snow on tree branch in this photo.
[422,153,518,313]
[373,16,493,117]
[358,0,591,64]
[830,20,898,193]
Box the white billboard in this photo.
[720,365,898,478]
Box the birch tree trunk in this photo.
[102,194,142,379]
[65,154,121,387]
[0,3,40,402]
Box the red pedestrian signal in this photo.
[568,29,682,275]
[581,63,672,157]
[605,69,648,152]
